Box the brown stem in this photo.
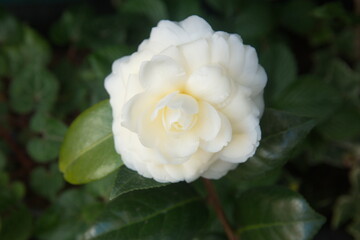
[202,178,239,240]
[0,126,34,171]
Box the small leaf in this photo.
[27,138,60,163]
[30,164,65,201]
[83,184,208,240]
[9,67,59,114]
[235,186,325,240]
[3,26,50,75]
[235,109,316,179]
[110,166,169,200]
[59,100,122,184]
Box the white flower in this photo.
[105,16,267,183]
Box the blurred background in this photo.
[0,0,359,239]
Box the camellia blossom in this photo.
[105,15,267,183]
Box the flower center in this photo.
[152,92,198,132]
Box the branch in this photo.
[202,178,239,240]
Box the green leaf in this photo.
[85,170,117,200]
[235,186,325,240]
[234,109,316,179]
[83,184,208,240]
[0,204,32,240]
[280,0,315,35]
[35,189,103,240]
[235,3,273,42]
[27,138,61,163]
[51,7,126,49]
[165,0,203,21]
[30,112,68,136]
[0,184,32,240]
[110,166,169,200]
[120,0,168,23]
[3,26,50,75]
[9,67,59,114]
[59,100,122,184]
[0,12,23,44]
[274,75,341,118]
[317,103,360,141]
[27,113,67,162]
[261,44,297,104]
[30,164,65,201]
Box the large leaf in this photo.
[110,166,168,200]
[235,186,325,240]
[274,75,341,118]
[83,184,208,240]
[233,109,316,179]
[59,100,122,184]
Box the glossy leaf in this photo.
[59,100,122,184]
[235,186,325,240]
[274,75,341,118]
[234,109,316,179]
[110,166,168,200]
[84,184,208,240]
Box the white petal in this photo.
[221,87,258,131]
[186,65,232,104]
[201,160,237,179]
[139,55,186,93]
[237,47,267,96]
[159,46,185,66]
[179,15,213,40]
[150,20,188,47]
[121,93,151,132]
[220,134,257,163]
[181,150,214,182]
[228,34,245,79]
[149,133,199,164]
[146,163,177,183]
[180,39,210,72]
[200,113,232,153]
[210,32,230,66]
[194,101,221,141]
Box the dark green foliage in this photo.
[0,0,358,239]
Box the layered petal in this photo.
[186,65,232,105]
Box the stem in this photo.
[202,178,239,240]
